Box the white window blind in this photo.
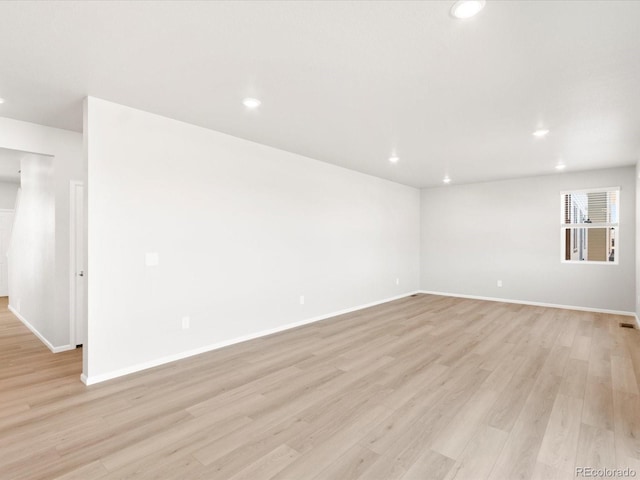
[561,187,619,263]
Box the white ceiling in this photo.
[0,0,638,187]
[0,148,23,184]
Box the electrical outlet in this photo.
[497,280,503,287]
[181,316,190,329]
[396,278,400,285]
[299,295,305,305]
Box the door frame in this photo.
[69,180,84,347]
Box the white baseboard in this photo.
[81,290,421,386]
[419,290,636,317]
[635,314,640,329]
[8,304,75,353]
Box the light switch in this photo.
[145,252,159,267]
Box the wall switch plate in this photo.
[181,316,190,329]
[396,278,400,285]
[497,280,503,287]
[145,252,159,267]
[299,296,305,305]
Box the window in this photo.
[561,187,619,264]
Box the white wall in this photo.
[420,167,636,313]
[85,97,420,383]
[636,162,640,322]
[0,116,84,349]
[8,154,56,347]
[0,182,19,209]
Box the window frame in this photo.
[559,186,620,265]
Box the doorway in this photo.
[0,210,15,296]
[0,148,21,299]
[0,146,85,363]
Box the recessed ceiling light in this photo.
[451,0,486,19]
[389,156,399,164]
[555,164,566,170]
[533,129,550,137]
[443,176,452,184]
[242,98,261,109]
[0,98,5,104]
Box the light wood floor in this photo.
[1,295,639,480]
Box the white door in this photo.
[71,182,86,346]
[0,211,14,297]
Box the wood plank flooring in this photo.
[1,294,639,479]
